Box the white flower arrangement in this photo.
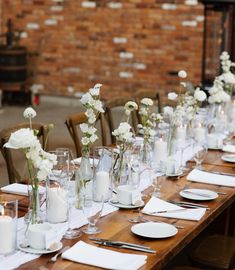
[208,77,231,104]
[217,51,235,96]
[4,107,57,223]
[80,84,104,155]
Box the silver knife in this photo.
[89,237,151,250]
[90,239,156,254]
[169,200,208,208]
[200,169,235,177]
[182,190,212,198]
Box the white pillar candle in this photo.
[0,215,15,254]
[152,138,168,163]
[176,126,187,142]
[95,171,110,201]
[47,187,67,223]
[194,124,206,142]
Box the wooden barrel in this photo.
[0,46,27,91]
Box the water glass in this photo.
[82,194,104,234]
[193,142,208,169]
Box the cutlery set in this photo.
[89,237,156,254]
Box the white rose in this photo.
[124,101,138,112]
[194,88,207,102]
[163,106,173,116]
[4,128,38,149]
[221,72,235,84]
[80,92,93,105]
[168,92,178,100]
[90,134,98,143]
[178,70,187,78]
[23,107,37,119]
[94,100,104,113]
[80,123,89,133]
[81,137,90,145]
[89,87,99,96]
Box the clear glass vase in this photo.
[75,152,93,209]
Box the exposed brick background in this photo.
[0,0,204,100]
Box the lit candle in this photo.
[152,138,168,163]
[176,125,187,142]
[95,171,110,201]
[0,208,15,254]
[47,187,67,223]
[194,123,206,142]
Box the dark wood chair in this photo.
[190,234,235,270]
[0,122,49,184]
[65,111,107,157]
[104,97,138,144]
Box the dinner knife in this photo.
[91,240,156,254]
[182,190,212,198]
[199,169,235,177]
[169,200,208,208]
[89,237,150,250]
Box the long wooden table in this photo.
[4,153,235,270]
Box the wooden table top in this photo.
[4,152,235,270]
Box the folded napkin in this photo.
[62,241,147,270]
[187,169,235,187]
[142,197,206,221]
[73,157,99,167]
[1,183,45,196]
[222,144,235,153]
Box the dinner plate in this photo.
[18,241,63,255]
[180,189,218,201]
[221,154,235,163]
[131,222,178,238]
[109,199,144,209]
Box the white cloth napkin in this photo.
[1,183,45,196]
[222,144,235,153]
[73,157,99,167]
[187,169,235,187]
[62,241,147,270]
[142,197,206,221]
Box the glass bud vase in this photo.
[75,153,93,209]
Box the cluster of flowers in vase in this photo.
[80,83,104,155]
[4,107,57,223]
[164,70,207,125]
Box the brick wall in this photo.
[1,0,204,100]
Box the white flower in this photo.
[89,83,102,96]
[220,72,235,84]
[168,92,178,100]
[124,101,138,112]
[178,70,187,78]
[4,128,38,149]
[194,88,207,102]
[163,106,174,116]
[80,92,93,105]
[93,100,104,113]
[81,137,90,146]
[89,134,98,143]
[140,98,153,106]
[23,107,37,119]
[80,123,89,133]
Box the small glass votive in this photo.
[0,197,18,255]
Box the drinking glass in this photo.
[152,174,165,198]
[55,148,81,239]
[82,194,104,234]
[193,142,208,170]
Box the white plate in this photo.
[73,158,99,167]
[131,222,178,238]
[221,154,235,163]
[208,146,222,150]
[180,189,218,201]
[109,199,145,209]
[166,170,183,177]
[18,241,63,255]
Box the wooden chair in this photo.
[65,111,107,157]
[104,97,138,144]
[190,234,235,269]
[0,122,49,184]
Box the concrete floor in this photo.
[0,97,83,187]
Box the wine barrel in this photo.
[0,45,27,91]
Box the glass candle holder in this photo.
[0,197,18,255]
